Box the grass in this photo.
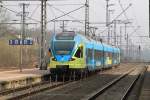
[0,38,19,67]
[0,36,39,68]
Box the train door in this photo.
[74,45,85,68]
[75,46,83,58]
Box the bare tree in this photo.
[0,2,10,38]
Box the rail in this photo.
[82,67,144,100]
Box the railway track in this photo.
[83,66,147,100]
[0,64,143,100]
[21,64,139,100]
[0,76,77,100]
[0,66,91,99]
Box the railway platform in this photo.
[139,65,150,100]
[0,68,50,91]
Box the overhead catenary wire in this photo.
[29,4,40,18]
[48,4,56,18]
[0,4,41,23]
[128,26,141,37]
[1,7,7,19]
[47,3,84,6]
[47,5,85,23]
[0,4,41,6]
[108,3,132,26]
[1,0,70,2]
[99,3,132,34]
[47,3,84,24]
[118,0,142,39]
[2,2,85,24]
[118,0,129,21]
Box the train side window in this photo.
[109,52,112,59]
[105,52,109,57]
[115,53,118,59]
[95,50,103,60]
[75,47,83,58]
[87,49,92,59]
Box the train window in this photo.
[48,48,52,57]
[56,32,75,40]
[75,46,83,58]
[87,49,92,59]
[109,52,112,59]
[115,53,118,58]
[95,50,103,60]
[95,50,98,60]
[54,41,75,55]
[105,52,109,57]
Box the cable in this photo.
[108,3,132,26]
[118,0,142,38]
[1,0,70,2]
[47,3,84,24]
[47,5,85,23]
[47,3,84,6]
[118,0,129,21]
[99,3,132,35]
[130,5,139,27]
[29,4,40,18]
[128,26,141,37]
[0,4,41,6]
[49,4,56,18]
[0,4,41,23]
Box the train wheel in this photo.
[69,71,72,81]
[80,70,83,80]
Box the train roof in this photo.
[113,47,120,53]
[103,43,114,52]
[75,33,120,53]
[51,32,120,53]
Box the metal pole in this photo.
[20,3,26,72]
[0,1,2,13]
[40,0,47,70]
[120,26,122,49]
[107,25,110,44]
[124,23,127,61]
[85,0,89,36]
[139,45,141,62]
[54,21,56,33]
[22,3,25,39]
[132,44,135,61]
[106,0,109,27]
[114,20,117,46]
[106,0,110,44]
[62,20,65,32]
[20,14,23,72]
[126,34,129,61]
[110,28,112,44]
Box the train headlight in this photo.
[52,58,57,61]
[69,58,75,61]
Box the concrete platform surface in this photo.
[139,65,150,100]
[0,68,50,91]
[0,68,49,81]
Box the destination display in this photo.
[56,31,75,40]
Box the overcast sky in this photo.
[2,0,150,49]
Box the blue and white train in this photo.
[48,31,120,75]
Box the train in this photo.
[48,31,120,76]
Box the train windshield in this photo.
[53,41,75,55]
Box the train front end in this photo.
[48,32,86,75]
